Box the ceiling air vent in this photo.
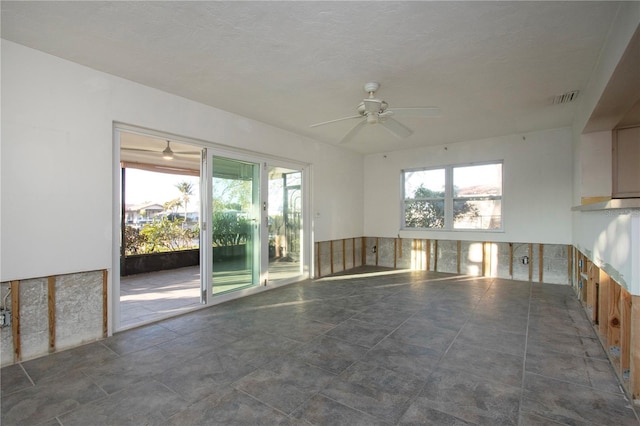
[552,90,580,105]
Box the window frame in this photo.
[401,161,504,232]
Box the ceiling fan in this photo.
[121,140,200,160]
[310,82,441,144]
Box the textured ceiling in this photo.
[1,1,624,154]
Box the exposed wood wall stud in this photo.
[509,243,513,277]
[583,254,589,300]
[411,239,417,270]
[587,262,597,323]
[316,242,321,278]
[48,276,56,352]
[433,240,438,272]
[484,242,494,277]
[393,238,397,269]
[598,270,610,337]
[361,237,366,266]
[608,280,622,354]
[342,239,346,272]
[575,250,581,297]
[352,238,356,268]
[102,269,108,338]
[528,244,533,281]
[426,239,431,271]
[620,289,632,380]
[538,244,544,282]
[375,237,379,266]
[11,280,20,362]
[330,240,334,274]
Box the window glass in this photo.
[405,200,445,228]
[453,199,502,229]
[402,162,502,231]
[403,168,445,229]
[404,169,445,199]
[453,164,502,197]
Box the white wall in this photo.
[1,40,364,281]
[363,127,574,244]
[571,3,640,296]
[573,211,639,294]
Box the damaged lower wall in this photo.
[573,248,640,403]
[315,237,571,285]
[0,270,105,367]
[316,238,364,277]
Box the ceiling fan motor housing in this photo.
[363,81,380,94]
[357,99,388,116]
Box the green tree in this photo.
[212,178,251,213]
[124,226,147,255]
[163,198,182,214]
[405,185,478,228]
[175,181,194,226]
[139,217,199,253]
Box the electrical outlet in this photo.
[521,256,529,265]
[0,309,11,328]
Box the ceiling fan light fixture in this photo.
[162,141,174,160]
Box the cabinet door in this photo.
[613,126,640,198]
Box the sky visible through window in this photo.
[125,169,284,216]
[125,169,200,208]
[404,163,502,198]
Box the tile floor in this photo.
[2,267,638,425]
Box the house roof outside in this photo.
[125,203,164,213]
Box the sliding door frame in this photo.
[113,123,311,332]
[201,148,311,305]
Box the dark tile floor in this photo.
[2,268,638,425]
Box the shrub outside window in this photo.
[402,162,502,230]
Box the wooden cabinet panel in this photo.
[613,126,640,198]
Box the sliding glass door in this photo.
[210,156,260,295]
[114,126,309,331]
[199,151,307,303]
[267,166,303,284]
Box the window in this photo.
[403,168,446,228]
[402,162,502,230]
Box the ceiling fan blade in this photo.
[380,117,413,139]
[310,115,362,128]
[339,120,367,144]
[122,147,157,153]
[387,107,441,117]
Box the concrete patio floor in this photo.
[119,260,302,329]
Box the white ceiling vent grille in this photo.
[552,90,580,105]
